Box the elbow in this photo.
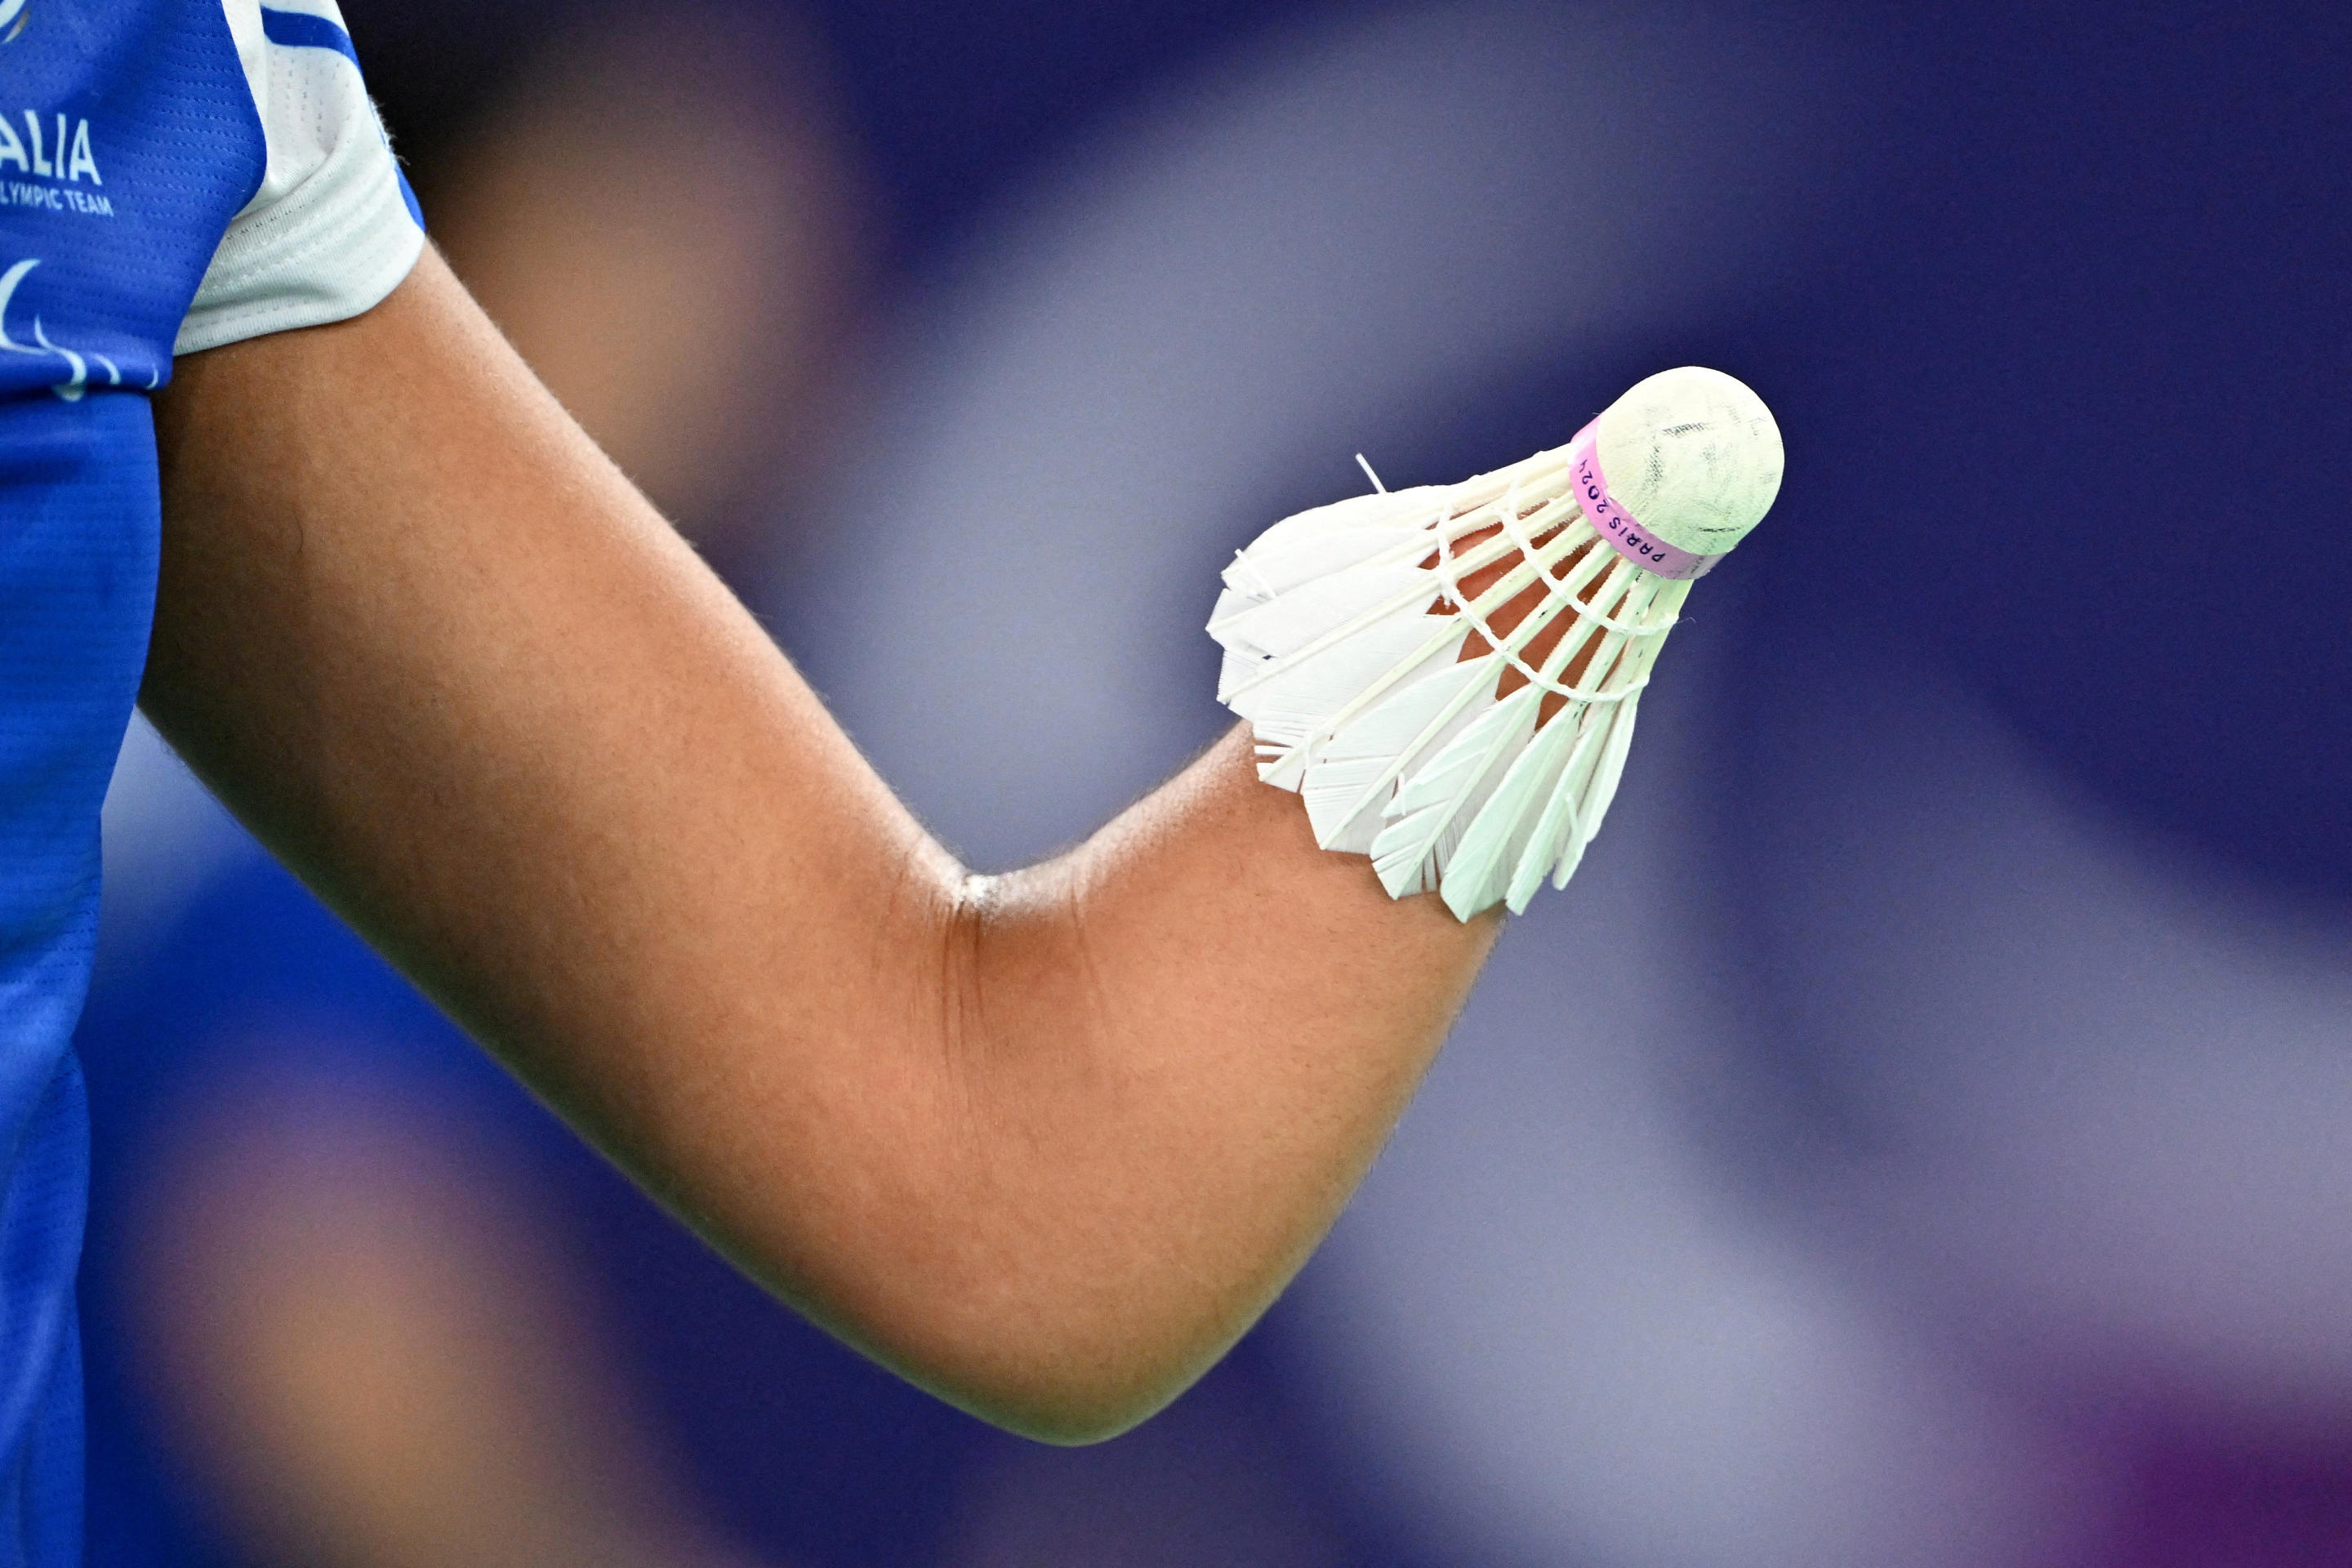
[853,870,1261,1443]
[949,1379,1172,1449]
[957,1349,1205,1447]
[954,1378,1197,1450]
[908,1314,1223,1447]
[862,1272,1248,1446]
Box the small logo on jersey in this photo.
[0,256,146,401]
[0,0,29,45]
[0,112,103,207]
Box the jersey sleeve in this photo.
[174,0,425,356]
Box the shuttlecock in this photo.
[1209,365,1782,919]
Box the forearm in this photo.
[145,252,1491,1438]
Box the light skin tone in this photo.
[141,247,1499,1443]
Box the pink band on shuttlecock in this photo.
[1566,421,1722,581]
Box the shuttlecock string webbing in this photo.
[1236,491,1626,755]
[1433,527,1648,706]
[1208,443,1680,697]
[1428,452,1686,641]
[1305,544,1648,839]
[1298,498,1677,847]
[1214,493,1578,707]
[1235,530,1587,779]
[1217,458,1679,802]
[1427,476,1669,703]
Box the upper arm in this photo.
[145,247,946,1134]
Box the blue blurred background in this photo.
[80,2,2352,1565]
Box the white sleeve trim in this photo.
[175,0,424,356]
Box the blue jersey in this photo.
[0,2,417,1558]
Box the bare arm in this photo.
[143,252,1494,1441]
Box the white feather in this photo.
[1503,716,1607,913]
[1206,367,1781,917]
[1445,702,1597,919]
[1227,595,1445,738]
[1371,686,1541,898]
[1298,644,1481,848]
[1567,649,1657,860]
[1214,556,1429,670]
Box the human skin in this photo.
[140,249,1497,1442]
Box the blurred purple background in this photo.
[79,2,2352,1566]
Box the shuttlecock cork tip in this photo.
[1592,367,1783,559]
